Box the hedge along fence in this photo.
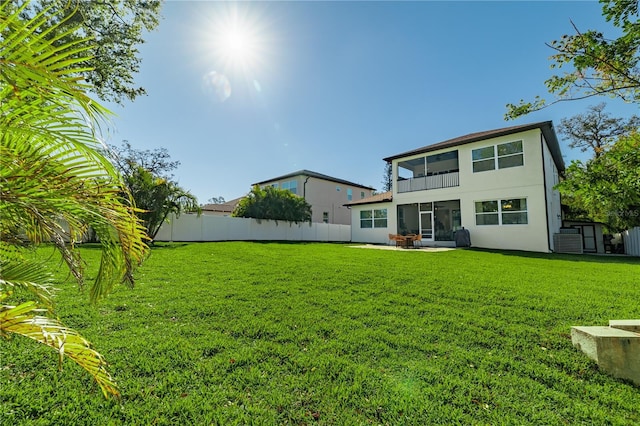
[154,213,351,243]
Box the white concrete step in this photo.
[571,324,640,386]
[609,319,640,333]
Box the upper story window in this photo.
[270,183,279,188]
[360,191,365,199]
[347,188,353,201]
[322,212,329,223]
[281,180,298,195]
[472,140,524,173]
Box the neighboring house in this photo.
[254,170,375,225]
[347,121,565,253]
[201,197,243,216]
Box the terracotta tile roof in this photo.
[383,121,564,171]
[344,191,392,206]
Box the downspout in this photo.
[541,131,552,252]
[303,175,311,222]
[303,175,310,199]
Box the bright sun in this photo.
[211,9,264,72]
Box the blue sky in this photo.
[104,1,638,203]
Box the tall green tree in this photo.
[556,132,640,231]
[557,103,640,158]
[233,186,312,224]
[107,142,201,241]
[506,0,639,119]
[17,0,163,104]
[382,162,393,192]
[125,166,201,240]
[0,2,149,398]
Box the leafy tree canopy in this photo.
[107,142,200,240]
[233,186,312,224]
[207,196,227,204]
[17,0,163,104]
[506,0,639,119]
[556,131,640,231]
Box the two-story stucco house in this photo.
[254,170,375,225]
[347,121,565,253]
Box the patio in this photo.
[349,244,456,252]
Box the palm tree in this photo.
[122,164,201,241]
[0,2,149,398]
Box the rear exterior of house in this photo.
[348,121,565,253]
[255,170,375,225]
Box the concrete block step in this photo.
[609,319,640,333]
[571,325,640,386]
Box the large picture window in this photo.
[360,208,387,228]
[475,198,528,225]
[472,140,524,173]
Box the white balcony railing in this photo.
[397,172,459,193]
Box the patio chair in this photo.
[389,234,404,247]
[413,233,422,248]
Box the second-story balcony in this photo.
[396,150,460,193]
[397,171,459,193]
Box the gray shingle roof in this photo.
[253,169,375,190]
[383,121,564,172]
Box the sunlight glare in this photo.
[211,8,265,72]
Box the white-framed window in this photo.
[281,180,298,194]
[360,208,388,228]
[360,191,365,199]
[472,140,524,173]
[322,212,329,223]
[475,198,528,225]
[497,141,524,169]
[347,188,353,201]
[270,183,279,188]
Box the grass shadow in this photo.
[469,247,640,265]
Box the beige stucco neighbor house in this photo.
[254,170,375,225]
[347,121,565,253]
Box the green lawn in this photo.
[2,242,639,425]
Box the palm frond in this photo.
[0,298,119,398]
[0,0,150,399]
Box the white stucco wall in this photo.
[349,202,394,245]
[383,128,557,252]
[542,134,563,251]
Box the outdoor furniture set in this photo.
[389,233,422,248]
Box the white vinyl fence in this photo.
[622,227,640,257]
[155,214,351,243]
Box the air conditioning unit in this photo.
[554,233,583,254]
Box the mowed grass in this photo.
[2,242,639,425]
